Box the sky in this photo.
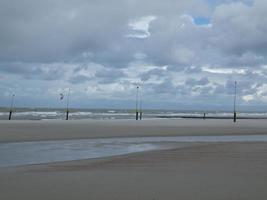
[0,0,267,110]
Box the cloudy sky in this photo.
[1,0,267,110]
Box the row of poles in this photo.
[7,88,71,120]
[6,82,238,122]
[202,81,237,122]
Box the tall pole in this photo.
[139,86,142,120]
[136,86,139,120]
[8,94,15,120]
[66,88,70,120]
[233,81,237,123]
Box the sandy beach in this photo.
[1,118,267,142]
[0,119,267,200]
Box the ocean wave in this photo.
[1,109,267,120]
[13,111,59,116]
[69,112,93,116]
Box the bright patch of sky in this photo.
[193,17,212,27]
[202,67,247,75]
[127,15,157,39]
[243,94,254,102]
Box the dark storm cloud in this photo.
[1,0,266,71]
[211,2,267,54]
[0,0,207,63]
[0,0,265,68]
[145,80,178,96]
[0,62,64,80]
[224,79,258,96]
[185,77,209,86]
[95,68,125,84]
[68,75,91,84]
[0,0,129,63]
[140,68,167,81]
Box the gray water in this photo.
[1,135,267,168]
[1,107,267,120]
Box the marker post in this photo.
[233,81,237,123]
[139,87,142,120]
[66,88,70,120]
[8,94,15,120]
[136,86,139,120]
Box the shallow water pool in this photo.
[1,134,267,167]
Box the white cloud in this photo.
[202,67,247,75]
[127,15,157,38]
[242,94,254,102]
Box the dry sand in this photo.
[1,118,267,142]
[0,119,267,200]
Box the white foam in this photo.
[69,112,93,116]
[13,111,59,117]
[0,112,8,116]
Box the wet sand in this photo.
[0,119,267,199]
[0,142,267,200]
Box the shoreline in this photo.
[2,135,267,168]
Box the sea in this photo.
[1,107,267,120]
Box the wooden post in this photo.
[8,94,15,120]
[233,81,237,123]
[66,109,69,120]
[234,111,236,123]
[66,88,70,120]
[136,86,139,120]
[8,110,12,120]
[139,86,142,120]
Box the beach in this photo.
[1,118,267,142]
[0,119,267,199]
